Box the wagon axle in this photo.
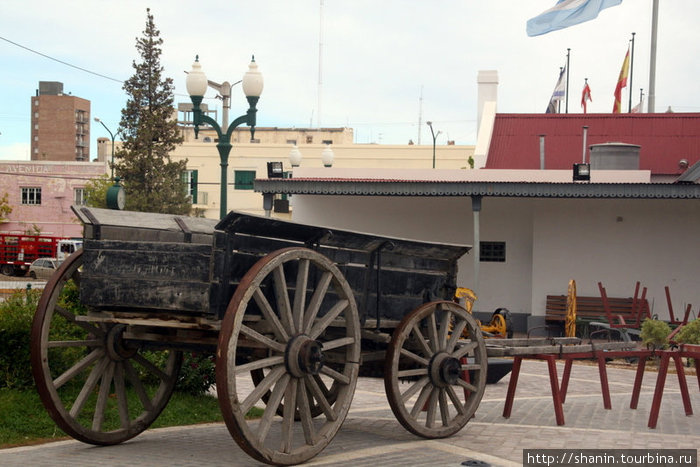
[285,335,325,377]
[430,352,462,387]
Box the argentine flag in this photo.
[527,0,623,37]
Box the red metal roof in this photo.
[486,113,700,175]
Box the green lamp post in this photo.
[94,117,125,210]
[426,121,442,169]
[186,55,263,219]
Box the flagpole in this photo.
[648,0,659,112]
[565,48,571,113]
[628,32,635,113]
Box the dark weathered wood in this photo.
[218,211,470,262]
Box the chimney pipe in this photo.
[539,134,546,170]
[582,126,589,163]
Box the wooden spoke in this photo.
[273,265,294,335]
[453,341,478,359]
[253,288,289,342]
[446,319,467,353]
[293,259,310,332]
[92,361,115,431]
[322,336,355,351]
[53,348,104,389]
[217,247,360,465]
[308,298,349,340]
[410,384,433,418]
[319,364,350,385]
[385,301,487,439]
[401,376,430,404]
[397,367,429,378]
[438,389,450,427]
[437,304,451,350]
[240,324,286,353]
[69,356,110,419]
[54,305,104,337]
[241,366,286,415]
[256,374,291,444]
[235,356,285,374]
[304,373,336,421]
[113,363,130,429]
[399,347,430,366]
[297,378,315,445]
[302,271,332,334]
[427,312,439,353]
[410,322,433,358]
[280,377,299,453]
[47,338,102,348]
[31,251,182,446]
[456,378,479,394]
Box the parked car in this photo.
[29,258,61,280]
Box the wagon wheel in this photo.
[217,247,361,466]
[565,280,577,338]
[30,251,182,445]
[385,301,487,438]
[491,307,514,338]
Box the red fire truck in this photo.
[0,234,82,276]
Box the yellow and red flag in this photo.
[613,47,630,113]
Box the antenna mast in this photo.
[317,0,324,127]
[417,85,423,144]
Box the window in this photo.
[322,140,333,145]
[306,135,313,144]
[74,188,86,205]
[21,187,41,205]
[286,139,297,145]
[197,191,209,205]
[480,241,506,263]
[182,170,198,203]
[234,170,256,190]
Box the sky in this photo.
[1,0,699,161]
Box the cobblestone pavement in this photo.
[1,360,698,466]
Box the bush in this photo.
[0,288,41,389]
[675,318,700,345]
[141,351,217,396]
[640,318,672,350]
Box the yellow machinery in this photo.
[454,287,512,338]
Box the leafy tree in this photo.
[113,8,190,215]
[83,174,112,209]
[0,192,12,223]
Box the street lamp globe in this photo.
[242,56,264,97]
[289,145,302,167]
[186,56,208,98]
[321,145,334,167]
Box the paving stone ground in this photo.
[1,360,698,466]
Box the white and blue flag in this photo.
[527,0,623,37]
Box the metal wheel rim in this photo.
[30,251,182,445]
[385,301,487,438]
[217,247,361,466]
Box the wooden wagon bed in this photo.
[31,207,487,466]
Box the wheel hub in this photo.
[285,335,325,377]
[106,324,138,361]
[429,352,461,387]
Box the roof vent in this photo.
[589,142,640,170]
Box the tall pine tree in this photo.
[114,8,190,214]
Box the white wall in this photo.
[291,194,700,321]
[291,195,536,315]
[531,198,700,321]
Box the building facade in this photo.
[0,160,107,237]
[31,82,91,162]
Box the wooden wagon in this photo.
[30,207,488,465]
